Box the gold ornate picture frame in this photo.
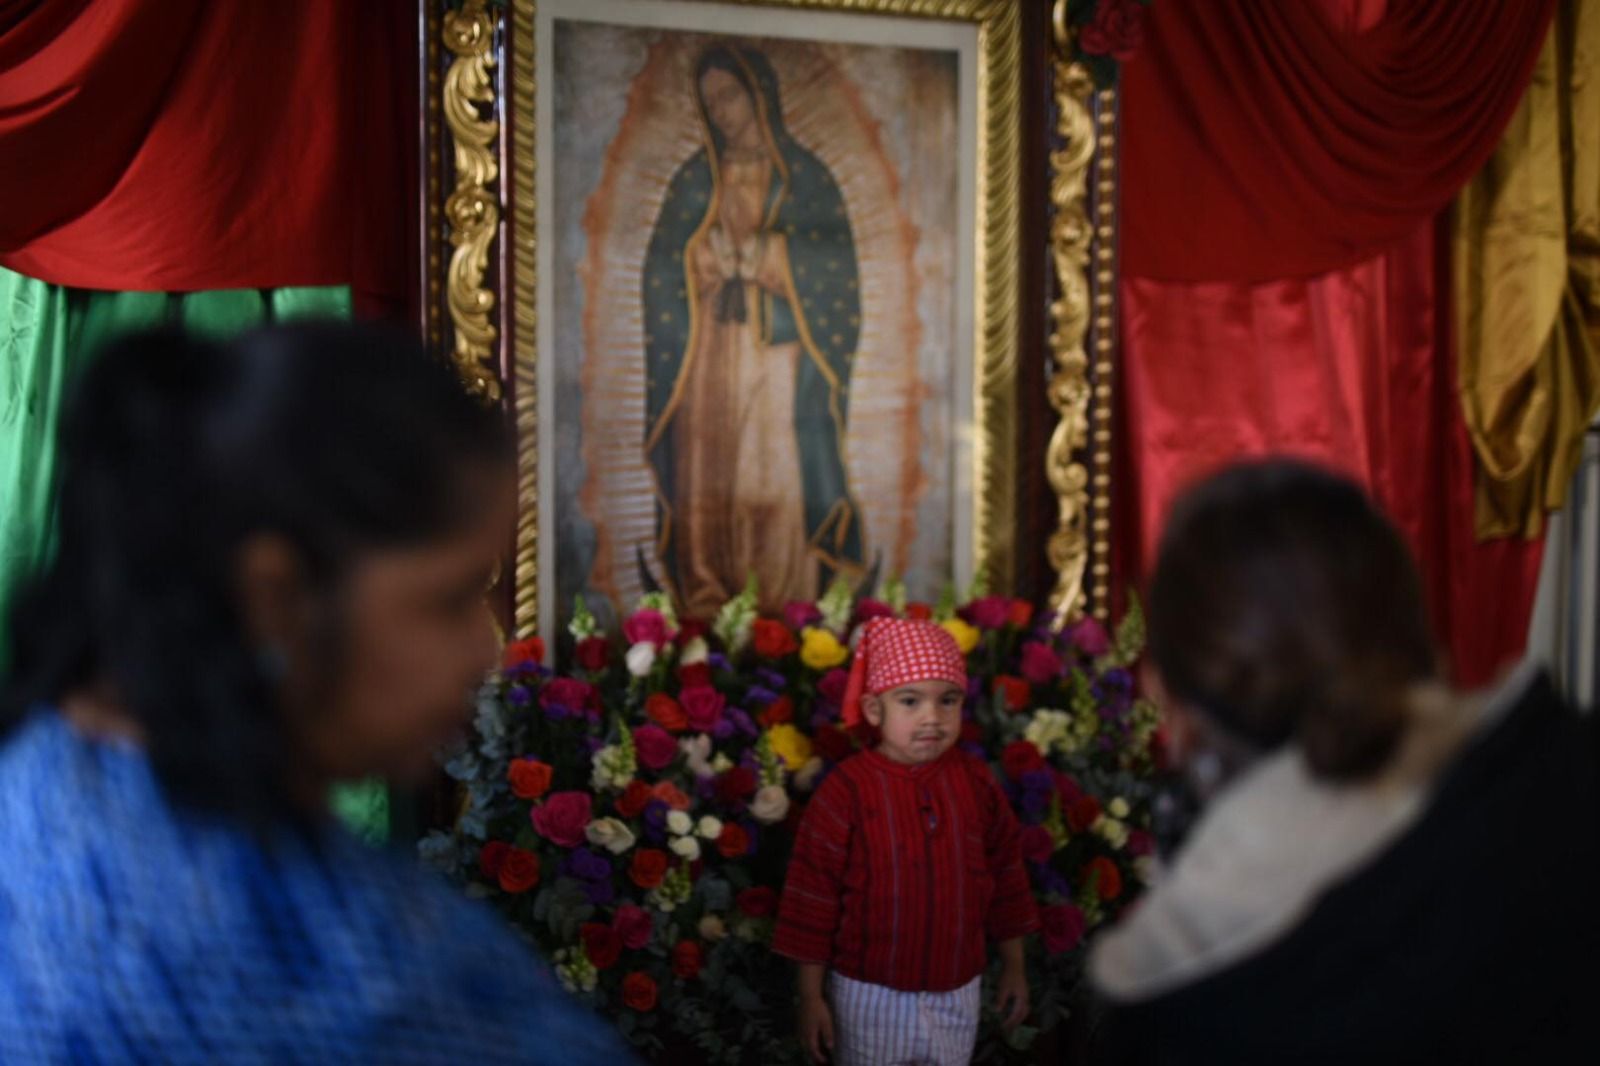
[427,0,1119,636]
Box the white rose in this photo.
[696,815,724,840]
[749,784,791,825]
[680,636,710,666]
[1109,797,1131,820]
[698,914,728,942]
[666,810,693,836]
[793,757,825,793]
[625,641,657,677]
[585,817,637,855]
[680,734,716,779]
[669,835,702,861]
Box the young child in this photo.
[773,618,1038,1065]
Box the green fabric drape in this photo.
[0,268,385,841]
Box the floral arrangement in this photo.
[422,578,1166,1063]
[1068,0,1153,87]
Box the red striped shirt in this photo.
[772,746,1040,992]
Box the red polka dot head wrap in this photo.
[840,617,968,727]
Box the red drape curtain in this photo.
[1116,0,1555,686]
[0,0,409,311]
[1122,0,1558,283]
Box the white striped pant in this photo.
[828,971,982,1066]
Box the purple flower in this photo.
[641,800,669,844]
[1020,787,1050,818]
[726,707,758,738]
[582,878,616,906]
[584,736,606,754]
[810,707,838,730]
[708,652,732,671]
[712,716,736,740]
[961,742,986,760]
[507,686,532,708]
[746,685,780,707]
[569,846,612,883]
[1021,769,1055,794]
[966,676,984,701]
[756,667,788,691]
[817,668,850,705]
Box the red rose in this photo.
[1040,902,1087,954]
[680,685,726,733]
[676,618,710,645]
[478,840,510,881]
[1127,829,1155,857]
[678,662,712,688]
[645,693,688,733]
[497,846,540,893]
[575,636,610,671]
[671,940,704,979]
[629,848,669,889]
[758,695,794,727]
[633,724,678,771]
[652,780,691,810]
[1001,740,1046,781]
[1077,0,1145,63]
[995,675,1031,713]
[1056,771,1085,806]
[736,886,777,917]
[1020,824,1055,865]
[817,668,850,705]
[905,602,933,621]
[507,758,553,800]
[581,922,623,970]
[716,822,751,859]
[502,636,545,671]
[1009,598,1035,629]
[531,791,592,847]
[1020,641,1063,686]
[616,779,654,819]
[752,619,799,659]
[613,903,654,950]
[963,595,1011,630]
[1066,794,1102,833]
[714,766,758,806]
[622,608,672,648]
[540,677,598,717]
[960,720,983,746]
[621,971,658,1012]
[812,725,854,763]
[1083,855,1123,900]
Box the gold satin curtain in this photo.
[1455,0,1600,538]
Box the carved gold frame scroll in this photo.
[1045,1,1118,624]
[436,0,1025,638]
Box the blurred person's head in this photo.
[1,321,513,822]
[1147,459,1440,785]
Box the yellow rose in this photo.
[799,627,849,670]
[941,618,980,654]
[766,724,813,771]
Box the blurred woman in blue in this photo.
[0,323,632,1063]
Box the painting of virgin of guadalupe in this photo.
[641,45,864,619]
[545,7,969,631]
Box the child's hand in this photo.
[995,962,1030,1030]
[799,993,835,1063]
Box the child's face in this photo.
[863,679,964,765]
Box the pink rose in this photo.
[1127,829,1155,857]
[612,903,654,950]
[1041,903,1087,954]
[1020,641,1063,686]
[540,677,598,718]
[961,595,1012,630]
[782,601,823,632]
[1070,618,1111,657]
[623,608,672,648]
[1020,824,1056,865]
[633,724,678,771]
[1077,0,1145,63]
[852,599,894,624]
[817,668,850,705]
[531,791,592,848]
[680,685,726,733]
